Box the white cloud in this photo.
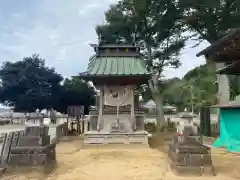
[163,39,209,78]
[78,2,102,15]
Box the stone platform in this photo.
[168,135,214,176]
[84,131,149,145]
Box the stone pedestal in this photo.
[84,131,148,145]
[84,112,148,145]
[168,135,214,176]
[8,126,56,166]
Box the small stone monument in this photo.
[168,126,214,176]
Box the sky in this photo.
[0,0,208,79]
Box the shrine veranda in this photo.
[77,44,151,145]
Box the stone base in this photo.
[8,144,56,166]
[8,153,55,166]
[168,135,214,176]
[83,131,149,145]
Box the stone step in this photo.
[84,133,148,145]
[83,143,149,149]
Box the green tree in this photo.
[179,0,240,44]
[183,64,218,106]
[163,64,218,112]
[96,0,186,131]
[0,55,96,114]
[55,77,96,114]
[0,54,63,112]
[162,79,188,112]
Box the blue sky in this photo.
[0,0,208,79]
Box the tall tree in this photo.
[96,0,186,131]
[55,77,96,114]
[0,54,63,112]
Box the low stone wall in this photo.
[145,115,218,137]
[0,125,62,167]
[0,122,68,160]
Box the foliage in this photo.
[0,54,95,113]
[229,75,240,100]
[97,0,186,72]
[96,0,187,131]
[0,54,63,112]
[179,0,240,44]
[163,63,218,112]
[55,77,96,114]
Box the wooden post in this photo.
[66,117,69,136]
[97,87,103,131]
[76,116,81,133]
[2,132,14,164]
[82,120,85,133]
[131,87,136,131]
[0,133,7,158]
[87,121,90,131]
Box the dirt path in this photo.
[1,137,240,180]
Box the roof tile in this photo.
[85,56,149,76]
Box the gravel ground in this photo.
[1,135,240,180]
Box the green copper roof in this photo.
[84,56,149,76]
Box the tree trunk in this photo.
[153,93,165,132]
[149,77,165,132]
[146,44,165,132]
